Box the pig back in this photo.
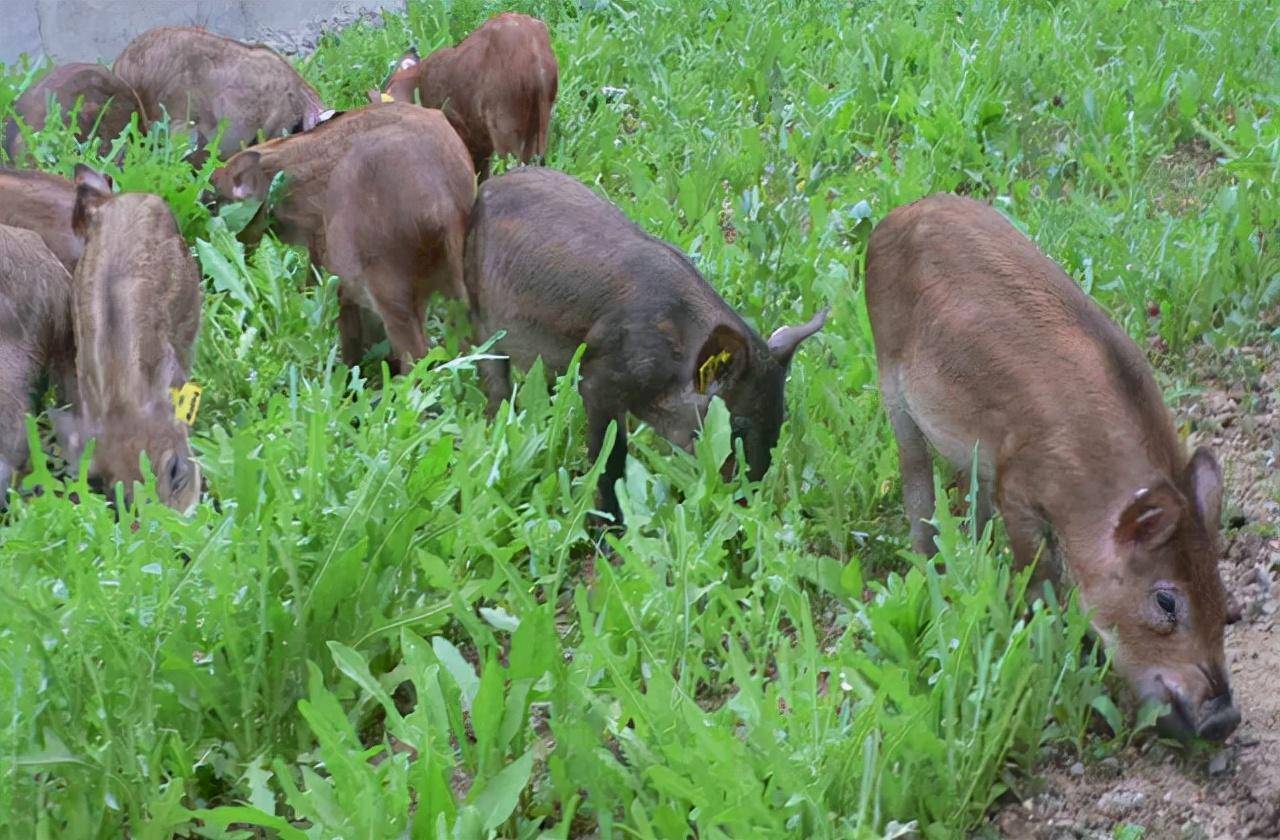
[419,13,556,162]
[321,114,474,275]
[114,27,322,156]
[0,169,81,272]
[5,63,145,159]
[243,104,459,254]
[865,193,1179,483]
[72,193,200,413]
[467,168,722,371]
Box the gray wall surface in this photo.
[1,0,406,66]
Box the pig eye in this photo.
[1145,585,1183,633]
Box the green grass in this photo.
[1,0,1277,837]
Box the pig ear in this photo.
[74,164,113,193]
[694,325,749,396]
[71,164,113,237]
[151,343,186,395]
[367,88,384,104]
[767,307,828,367]
[224,151,264,200]
[1186,446,1223,531]
[161,449,197,496]
[1115,481,1185,550]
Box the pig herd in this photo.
[0,14,1239,742]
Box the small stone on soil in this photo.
[1069,761,1085,777]
[1207,750,1231,776]
[1180,822,1209,840]
[1094,756,1123,778]
[1096,789,1146,818]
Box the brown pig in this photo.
[210,103,473,371]
[865,193,1238,741]
[0,168,81,272]
[113,26,324,158]
[55,165,202,512]
[0,224,76,501]
[3,63,146,161]
[465,167,826,523]
[376,12,558,180]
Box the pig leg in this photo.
[1001,502,1057,597]
[585,405,627,524]
[478,357,512,417]
[972,476,993,540]
[581,366,628,523]
[370,282,429,375]
[888,402,938,557]
[0,400,30,506]
[336,285,365,368]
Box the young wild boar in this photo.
[0,225,76,501]
[0,169,82,273]
[113,26,324,158]
[3,63,146,161]
[56,165,202,512]
[376,12,558,180]
[210,103,473,371]
[466,168,826,522]
[866,194,1238,741]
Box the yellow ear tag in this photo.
[697,350,733,394]
[380,92,395,103]
[171,382,202,426]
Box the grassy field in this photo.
[1,0,1278,837]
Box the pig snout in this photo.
[1145,670,1240,742]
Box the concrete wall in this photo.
[0,0,406,66]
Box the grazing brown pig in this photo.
[866,193,1238,741]
[377,12,558,180]
[3,63,146,161]
[465,168,826,522]
[0,169,81,272]
[113,26,324,158]
[55,165,202,512]
[210,103,474,371]
[0,225,76,501]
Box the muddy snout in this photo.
[1149,672,1240,742]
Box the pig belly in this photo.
[481,315,578,377]
[903,383,997,480]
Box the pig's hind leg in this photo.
[369,268,429,376]
[336,284,368,368]
[582,382,627,525]
[478,355,512,418]
[882,379,939,557]
[0,396,30,506]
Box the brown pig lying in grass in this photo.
[54,166,202,512]
[866,193,1239,742]
[0,168,82,273]
[376,12,558,180]
[210,103,474,372]
[3,63,146,162]
[465,167,827,523]
[113,26,324,159]
[0,225,76,503]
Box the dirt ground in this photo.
[991,333,1280,839]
